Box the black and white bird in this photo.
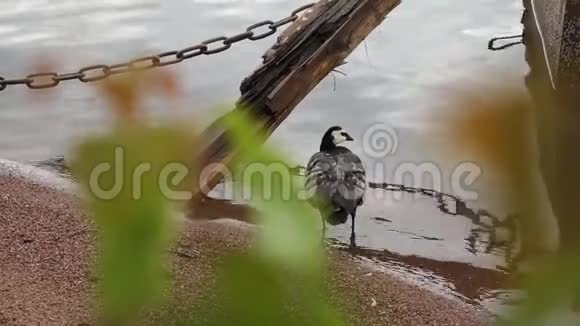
[305,126,366,242]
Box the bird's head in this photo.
[320,126,354,151]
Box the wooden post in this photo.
[190,0,401,220]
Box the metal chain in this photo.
[488,33,523,51]
[369,182,513,230]
[369,181,517,259]
[370,182,442,198]
[0,3,315,92]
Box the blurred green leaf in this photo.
[71,124,196,325]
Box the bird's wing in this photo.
[305,152,339,206]
[335,149,367,207]
[305,149,366,212]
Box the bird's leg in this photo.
[320,215,327,246]
[350,212,356,247]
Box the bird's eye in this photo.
[341,132,347,136]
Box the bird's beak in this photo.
[345,133,354,141]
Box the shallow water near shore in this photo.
[2,0,527,315]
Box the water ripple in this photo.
[0,0,158,47]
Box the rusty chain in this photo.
[0,3,315,92]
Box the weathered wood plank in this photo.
[527,0,580,93]
[190,0,400,217]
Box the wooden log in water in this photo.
[189,0,400,220]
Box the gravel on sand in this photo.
[0,174,490,325]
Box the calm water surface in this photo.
[0,0,527,313]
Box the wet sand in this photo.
[0,173,490,325]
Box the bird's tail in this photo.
[325,207,348,226]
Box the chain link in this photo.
[0,2,315,92]
[26,73,60,89]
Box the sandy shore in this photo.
[0,169,490,325]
